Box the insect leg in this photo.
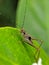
[32,39,43,48]
[25,39,39,50]
[27,40,40,62]
[31,39,42,62]
[32,39,43,61]
[34,48,40,62]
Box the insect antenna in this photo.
[21,0,27,29]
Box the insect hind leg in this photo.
[32,39,43,62]
[32,39,43,48]
[34,48,40,62]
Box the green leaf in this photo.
[0,27,49,65]
[16,0,49,55]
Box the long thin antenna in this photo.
[21,0,27,28]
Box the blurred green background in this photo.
[16,0,49,56]
[0,0,49,56]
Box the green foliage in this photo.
[0,27,49,65]
[0,0,49,64]
[16,0,49,55]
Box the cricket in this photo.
[20,0,43,62]
[20,28,43,62]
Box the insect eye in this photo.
[28,36,31,41]
[23,32,25,35]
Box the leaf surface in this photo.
[0,27,49,65]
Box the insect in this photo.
[20,28,43,62]
[19,0,43,62]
